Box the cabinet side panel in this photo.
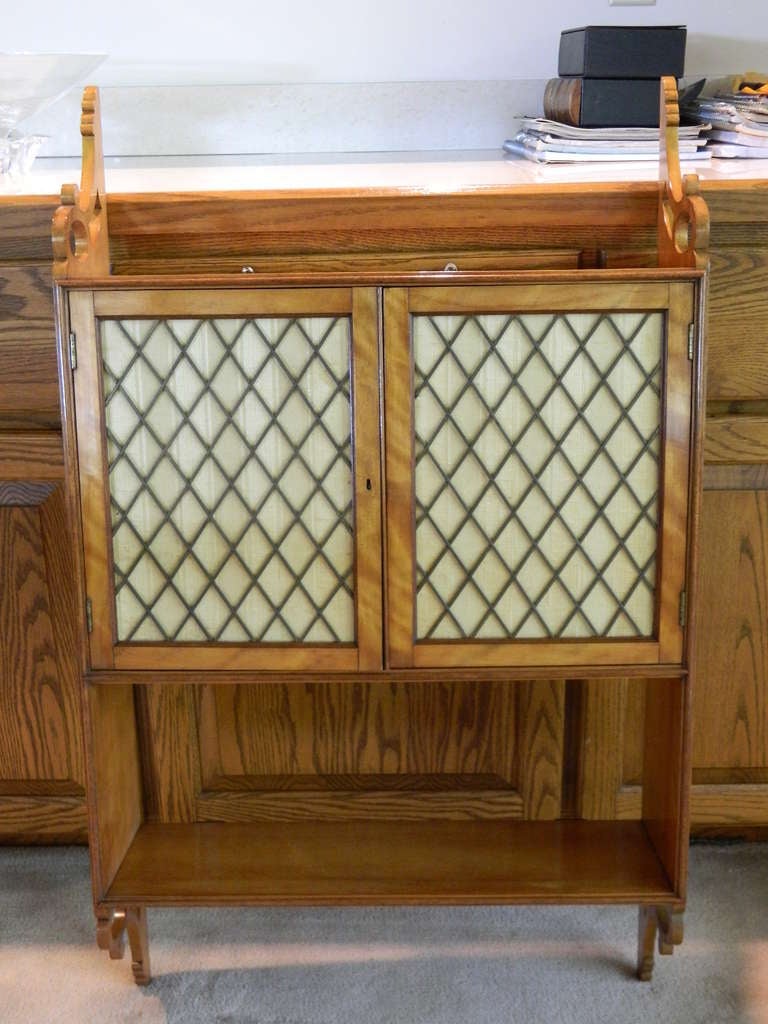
[641,677,686,893]
[86,684,143,897]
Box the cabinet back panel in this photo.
[136,679,566,823]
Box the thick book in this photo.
[544,78,663,128]
[558,25,686,79]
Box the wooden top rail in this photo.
[51,81,708,279]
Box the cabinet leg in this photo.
[637,906,657,980]
[636,905,684,981]
[125,907,151,985]
[96,907,151,985]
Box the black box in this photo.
[544,78,664,128]
[558,25,686,79]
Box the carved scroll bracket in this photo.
[52,86,110,279]
[658,76,710,270]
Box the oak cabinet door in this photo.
[384,282,695,670]
[68,287,382,672]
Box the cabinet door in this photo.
[384,282,695,670]
[68,287,382,672]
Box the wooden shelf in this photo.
[106,820,675,907]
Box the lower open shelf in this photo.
[105,819,676,907]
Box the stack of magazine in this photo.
[685,92,768,158]
[504,117,711,165]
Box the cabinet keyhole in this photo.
[366,478,372,491]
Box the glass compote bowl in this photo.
[0,53,106,182]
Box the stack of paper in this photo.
[686,94,768,158]
[503,118,712,165]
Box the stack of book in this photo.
[504,118,711,165]
[547,25,687,128]
[685,80,768,158]
[503,26,706,166]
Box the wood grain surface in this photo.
[0,483,86,842]
[517,681,564,819]
[129,678,570,825]
[0,795,87,843]
[0,265,60,428]
[694,490,768,770]
[707,248,768,400]
[705,414,768,464]
[0,198,57,262]
[103,189,659,272]
[1,175,766,851]
[0,433,63,479]
[106,819,674,906]
[0,498,82,781]
[87,684,143,896]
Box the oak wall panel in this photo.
[0,265,60,429]
[693,490,768,771]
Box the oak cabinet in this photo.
[15,79,710,985]
[3,159,768,853]
[60,269,703,985]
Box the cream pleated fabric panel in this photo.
[413,311,662,641]
[100,316,354,644]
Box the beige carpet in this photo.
[0,842,766,1023]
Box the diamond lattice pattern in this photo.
[101,316,354,643]
[414,311,662,640]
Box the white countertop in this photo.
[5,151,768,197]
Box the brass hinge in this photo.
[678,589,687,628]
[85,597,93,634]
[687,323,695,361]
[69,331,78,370]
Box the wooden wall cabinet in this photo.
[48,83,709,985]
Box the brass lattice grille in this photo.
[413,311,662,641]
[100,316,354,643]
